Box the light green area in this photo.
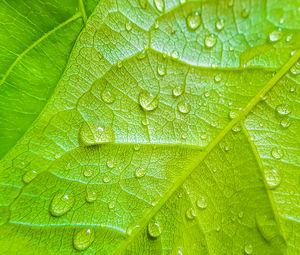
[0,0,299,254]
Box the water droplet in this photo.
[79,122,115,146]
[23,170,37,184]
[265,168,281,189]
[173,86,184,97]
[241,8,250,18]
[238,211,244,218]
[157,64,166,76]
[148,221,162,238]
[154,0,164,12]
[154,20,159,29]
[224,145,230,152]
[196,197,207,209]
[135,167,146,178]
[215,19,225,31]
[181,133,187,139]
[50,193,74,217]
[290,63,300,75]
[178,101,191,114]
[205,35,217,48]
[214,73,222,82]
[108,201,116,209]
[271,148,284,160]
[276,104,291,115]
[101,89,115,104]
[244,244,253,254]
[139,0,147,9]
[106,159,115,169]
[73,228,95,251]
[232,124,241,132]
[125,21,132,31]
[139,90,159,111]
[186,11,201,30]
[83,168,93,177]
[142,119,149,126]
[103,175,111,183]
[117,60,122,68]
[134,144,140,151]
[216,225,220,232]
[171,50,179,60]
[229,109,239,119]
[280,117,290,128]
[269,30,283,42]
[185,208,197,220]
[86,191,97,203]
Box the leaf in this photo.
[0,0,299,254]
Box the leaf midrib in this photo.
[114,50,300,254]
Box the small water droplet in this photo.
[135,167,146,178]
[106,159,115,169]
[276,104,291,115]
[73,228,95,251]
[216,225,220,232]
[244,244,253,254]
[229,109,239,119]
[241,8,250,18]
[269,30,283,42]
[103,175,111,183]
[173,86,184,97]
[280,117,290,128]
[290,63,300,75]
[238,211,244,218]
[154,0,164,12]
[154,20,159,29]
[79,122,115,146]
[157,64,166,76]
[148,221,162,238]
[178,101,191,114]
[139,0,147,9]
[139,90,159,111]
[186,11,201,30]
[265,168,281,189]
[185,208,197,220]
[196,197,207,209]
[117,60,122,68]
[50,193,74,217]
[181,133,187,139]
[171,50,179,60]
[23,170,37,184]
[86,191,97,203]
[271,148,284,159]
[224,145,230,152]
[286,34,293,42]
[134,144,140,151]
[108,201,116,209]
[83,169,93,177]
[215,19,225,31]
[205,35,217,48]
[232,124,241,132]
[125,21,132,31]
[142,119,149,126]
[214,73,222,82]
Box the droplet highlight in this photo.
[23,170,37,184]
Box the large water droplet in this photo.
[173,86,184,97]
[73,228,95,251]
[269,30,283,42]
[135,167,146,178]
[50,193,74,217]
[154,0,164,12]
[185,208,197,220]
[276,104,291,115]
[148,221,162,238]
[265,168,281,189]
[157,64,166,76]
[178,101,191,114]
[196,197,207,209]
[205,35,217,48]
[215,19,225,31]
[86,191,97,203]
[271,148,284,159]
[139,91,159,111]
[101,89,115,104]
[106,159,115,169]
[79,122,115,146]
[244,244,253,254]
[23,170,37,184]
[186,11,201,30]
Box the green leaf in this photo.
[0,0,299,254]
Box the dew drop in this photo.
[157,64,166,76]
[86,191,97,203]
[117,60,122,68]
[232,124,241,132]
[214,73,222,82]
[101,89,115,104]
[106,159,115,169]
[125,21,132,31]
[229,109,239,119]
[238,211,244,218]
[181,133,187,139]
[142,119,149,126]
[196,197,207,209]
[290,63,300,75]
[185,208,197,220]
[280,117,290,128]
[148,221,162,238]
[73,228,95,251]
[83,168,93,177]
[23,170,37,184]
[139,0,148,9]
[241,8,250,18]
[269,30,283,42]
[276,104,291,115]
[154,0,164,12]
[79,122,115,146]
[139,90,159,111]
[171,50,179,60]
[154,20,159,29]
[50,193,74,217]
[103,175,111,183]
[135,167,146,178]
[271,148,284,160]
[244,244,253,254]
[215,19,225,31]
[108,201,116,209]
[178,101,191,114]
[186,11,201,30]
[265,168,281,189]
[172,86,184,97]
[134,144,140,151]
[205,35,217,48]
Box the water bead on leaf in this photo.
[276,104,291,115]
[86,191,97,203]
[215,19,225,31]
[265,168,281,189]
[154,0,164,12]
[186,11,201,30]
[23,170,37,184]
[101,89,115,104]
[73,228,95,251]
[148,221,162,238]
[241,8,250,18]
[139,90,159,111]
[271,148,284,159]
[178,101,191,114]
[172,86,184,97]
[135,167,146,178]
[269,30,283,42]
[50,193,74,217]
[205,35,217,48]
